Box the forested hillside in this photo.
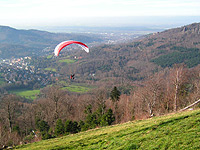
[79,23,200,81]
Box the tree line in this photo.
[0,86,119,147]
[1,64,200,147]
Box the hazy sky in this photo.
[0,0,200,27]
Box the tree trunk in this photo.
[54,100,58,121]
[174,83,178,111]
[174,70,179,111]
[7,103,12,133]
[180,99,200,111]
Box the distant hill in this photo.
[0,25,102,58]
[68,22,200,83]
[146,23,200,68]
[15,109,200,149]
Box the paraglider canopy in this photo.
[54,40,89,56]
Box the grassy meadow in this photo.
[45,68,57,72]
[61,84,93,93]
[59,81,94,93]
[10,89,40,100]
[47,55,53,59]
[8,82,93,100]
[59,59,76,64]
[15,109,200,150]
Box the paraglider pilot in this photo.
[70,74,75,80]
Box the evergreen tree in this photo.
[13,125,20,134]
[64,120,80,134]
[78,120,85,131]
[110,86,121,123]
[110,86,121,103]
[35,118,51,139]
[65,120,73,134]
[85,113,98,129]
[35,118,50,133]
[100,109,115,126]
[38,120,50,132]
[55,119,64,136]
[84,104,92,115]
[71,121,79,134]
[84,105,98,129]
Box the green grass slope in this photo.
[10,89,40,100]
[15,109,200,150]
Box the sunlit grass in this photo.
[58,59,76,63]
[58,80,95,93]
[61,84,92,93]
[10,89,40,100]
[46,55,53,59]
[44,68,56,72]
[15,109,200,150]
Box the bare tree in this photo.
[134,71,165,118]
[94,88,109,115]
[0,122,9,147]
[74,94,94,121]
[59,94,75,121]
[138,85,156,117]
[33,98,55,127]
[0,122,5,147]
[188,65,200,102]
[17,103,35,136]
[169,65,187,111]
[117,94,133,123]
[40,86,65,124]
[1,94,20,133]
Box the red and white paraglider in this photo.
[54,40,89,80]
[54,40,89,56]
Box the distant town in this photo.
[0,56,58,89]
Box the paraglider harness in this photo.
[70,74,75,80]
